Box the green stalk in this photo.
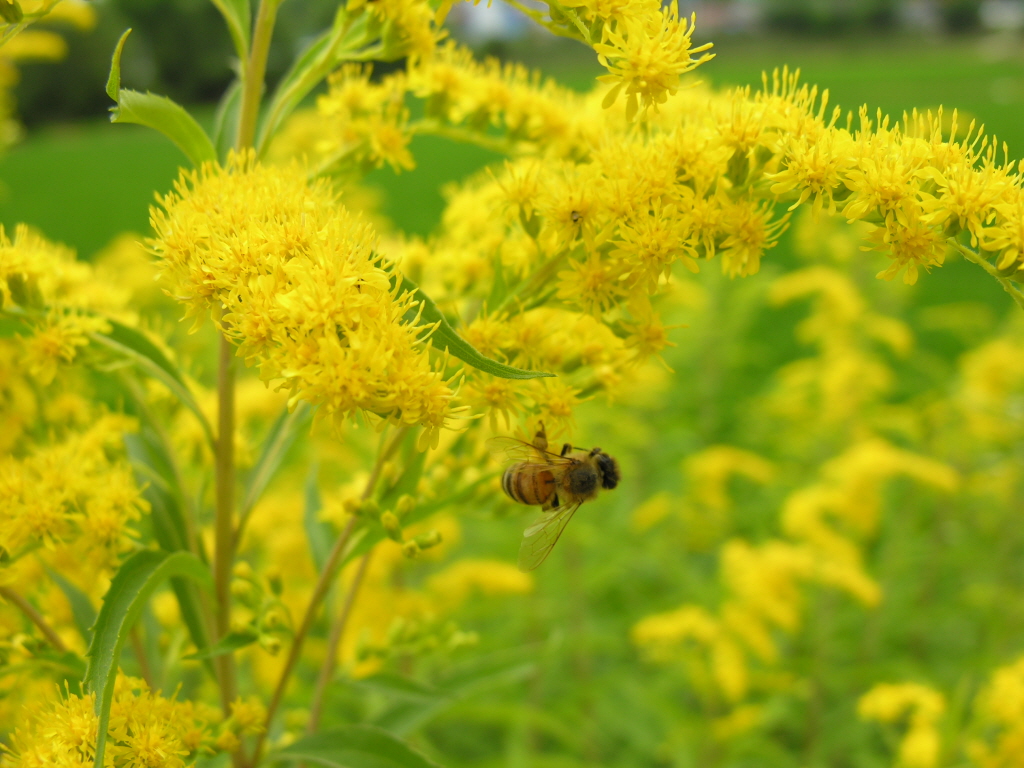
[951,239,1024,311]
[0,585,67,652]
[249,515,359,767]
[214,333,239,720]
[306,550,373,734]
[249,427,408,765]
[236,0,282,150]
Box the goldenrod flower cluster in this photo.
[2,675,258,767]
[859,683,946,768]
[269,19,1024,434]
[149,151,456,439]
[6,0,1024,765]
[970,655,1024,768]
[0,224,132,385]
[0,414,145,571]
[632,436,957,710]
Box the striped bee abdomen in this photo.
[502,464,556,506]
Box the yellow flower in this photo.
[556,252,626,315]
[149,151,457,436]
[3,676,223,768]
[596,4,713,122]
[859,682,946,768]
[717,200,789,278]
[21,310,109,385]
[866,203,947,285]
[427,559,533,609]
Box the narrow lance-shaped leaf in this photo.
[242,402,312,517]
[183,629,258,661]
[208,0,250,62]
[89,319,216,451]
[304,465,333,574]
[45,567,96,643]
[256,8,373,156]
[267,726,441,768]
[212,79,243,161]
[117,380,214,673]
[106,29,217,168]
[394,274,554,380]
[84,550,212,768]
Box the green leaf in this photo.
[106,30,217,168]
[486,251,509,309]
[128,469,214,673]
[373,649,536,736]
[45,567,96,643]
[352,673,442,703]
[105,28,131,100]
[242,402,311,517]
[304,465,333,573]
[208,0,250,61]
[0,312,29,338]
[268,726,441,768]
[346,476,490,565]
[89,320,215,450]
[213,79,243,161]
[439,648,537,697]
[256,8,372,155]
[183,629,257,661]
[395,275,553,380]
[84,550,212,768]
[111,90,217,168]
[125,431,190,552]
[378,447,426,511]
[117,388,213,676]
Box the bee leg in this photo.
[544,493,560,510]
[532,421,549,454]
[560,443,572,457]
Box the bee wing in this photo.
[488,436,573,465]
[517,501,582,572]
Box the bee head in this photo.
[595,452,620,490]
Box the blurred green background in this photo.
[9,3,1024,766]
[10,0,1024,258]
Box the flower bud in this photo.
[412,530,442,550]
[395,494,416,519]
[360,498,380,518]
[232,561,253,579]
[401,540,420,558]
[261,605,289,632]
[230,578,254,601]
[0,0,23,24]
[380,511,402,541]
[258,634,282,655]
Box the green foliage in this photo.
[84,550,212,768]
[396,274,555,380]
[90,319,216,448]
[106,29,218,168]
[269,726,441,768]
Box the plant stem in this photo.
[249,426,409,764]
[952,239,1024,311]
[249,515,359,766]
[129,625,155,689]
[0,586,67,652]
[306,550,373,733]
[236,0,281,150]
[215,332,239,718]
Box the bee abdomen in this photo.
[502,464,556,506]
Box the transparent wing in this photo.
[488,436,572,465]
[517,501,581,572]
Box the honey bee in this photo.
[493,422,620,571]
